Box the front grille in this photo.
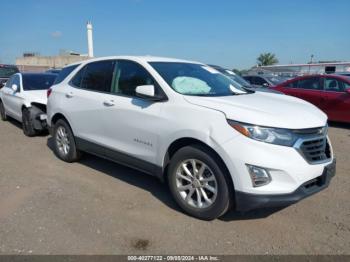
[299,137,331,164]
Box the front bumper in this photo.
[235,159,336,212]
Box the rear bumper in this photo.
[235,159,336,212]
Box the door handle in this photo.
[65,92,74,98]
[103,100,115,107]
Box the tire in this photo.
[22,108,37,137]
[0,100,7,121]
[167,145,232,220]
[53,119,81,162]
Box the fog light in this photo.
[246,165,271,187]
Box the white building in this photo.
[248,62,350,77]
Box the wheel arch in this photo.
[51,112,70,126]
[162,137,234,192]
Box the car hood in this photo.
[184,92,327,129]
[24,90,48,105]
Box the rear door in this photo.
[61,59,117,142]
[322,77,350,122]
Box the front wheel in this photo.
[167,145,232,220]
[0,101,7,121]
[22,108,37,137]
[53,119,81,163]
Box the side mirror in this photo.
[136,85,155,98]
[262,83,270,88]
[11,84,18,92]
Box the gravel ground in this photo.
[0,119,349,255]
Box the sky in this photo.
[0,0,349,69]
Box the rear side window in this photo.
[72,60,115,92]
[298,77,321,90]
[54,64,80,84]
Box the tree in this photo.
[257,53,279,66]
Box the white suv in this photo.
[47,56,336,220]
[0,72,56,136]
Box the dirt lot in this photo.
[0,119,349,255]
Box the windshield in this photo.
[22,74,56,91]
[224,71,251,86]
[149,62,247,96]
[265,76,286,85]
[0,67,19,78]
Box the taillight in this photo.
[47,88,52,98]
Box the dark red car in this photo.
[272,74,350,123]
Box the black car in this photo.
[208,65,282,94]
[0,64,19,88]
[242,75,287,89]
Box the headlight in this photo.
[228,120,298,147]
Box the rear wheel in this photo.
[167,145,232,220]
[53,119,81,162]
[0,101,7,121]
[22,108,37,137]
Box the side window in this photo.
[298,77,321,90]
[286,80,298,88]
[70,67,85,88]
[71,60,115,92]
[5,76,14,87]
[81,60,115,92]
[112,60,157,97]
[342,80,350,91]
[12,75,21,90]
[54,64,80,84]
[324,78,344,92]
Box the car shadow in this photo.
[46,137,183,213]
[6,117,23,129]
[46,137,286,221]
[328,121,350,130]
[219,206,286,221]
[6,117,49,137]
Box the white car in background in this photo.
[0,72,56,136]
[47,56,335,220]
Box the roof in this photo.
[63,55,202,67]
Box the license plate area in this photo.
[303,159,336,192]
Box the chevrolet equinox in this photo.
[47,56,336,220]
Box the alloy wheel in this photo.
[56,126,70,156]
[175,159,218,209]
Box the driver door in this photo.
[100,60,165,169]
